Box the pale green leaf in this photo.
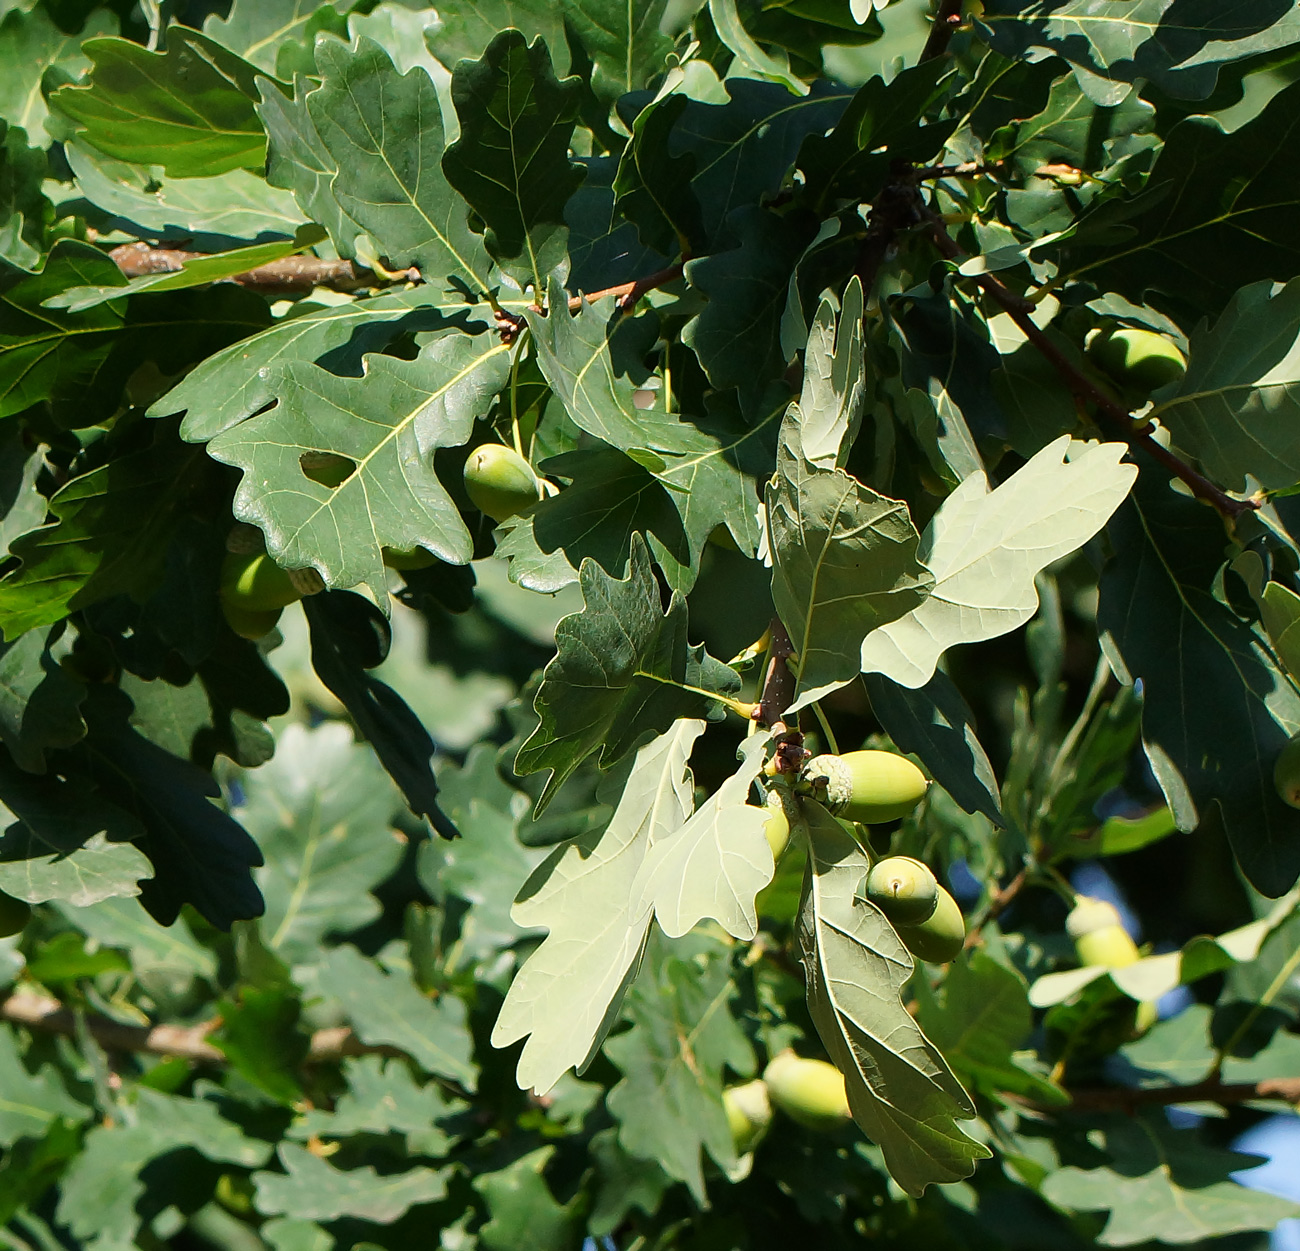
[798,804,988,1195]
[861,437,1137,688]
[796,277,865,470]
[0,1023,87,1147]
[493,720,702,1094]
[474,1146,583,1251]
[634,730,773,940]
[707,0,806,95]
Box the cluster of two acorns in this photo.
[759,748,966,963]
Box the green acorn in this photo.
[761,789,792,861]
[863,856,939,926]
[1067,896,1139,969]
[723,1080,773,1155]
[463,444,543,522]
[1087,326,1186,394]
[1274,734,1300,809]
[896,885,965,963]
[762,1052,851,1131]
[220,551,303,613]
[798,751,928,824]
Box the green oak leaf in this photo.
[861,436,1136,689]
[315,944,476,1087]
[513,536,741,810]
[0,7,118,146]
[793,277,865,469]
[0,1023,88,1147]
[426,0,570,76]
[604,932,753,1204]
[208,332,511,601]
[204,0,349,75]
[978,0,1300,106]
[1156,277,1300,493]
[1042,1113,1300,1245]
[236,722,404,964]
[493,720,701,1094]
[254,1143,448,1222]
[767,412,932,709]
[50,27,272,178]
[799,805,989,1195]
[474,1147,584,1251]
[1099,469,1300,897]
[633,730,774,940]
[560,0,673,103]
[443,30,584,294]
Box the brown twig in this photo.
[854,165,925,298]
[108,242,398,296]
[963,867,1028,949]
[919,0,967,62]
[922,211,1257,521]
[1035,1075,1300,1114]
[2,985,397,1066]
[758,617,798,732]
[566,261,687,314]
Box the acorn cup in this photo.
[797,750,929,824]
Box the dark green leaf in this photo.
[514,536,739,811]
[443,31,584,293]
[474,1147,583,1251]
[1098,470,1300,896]
[561,0,673,102]
[50,28,271,178]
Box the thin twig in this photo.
[2,985,397,1066]
[922,211,1257,521]
[1036,1075,1300,1114]
[963,867,1028,949]
[567,261,687,314]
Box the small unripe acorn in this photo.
[1067,896,1139,969]
[798,751,928,824]
[723,1079,772,1155]
[863,856,939,926]
[1274,735,1300,809]
[896,885,965,963]
[221,601,283,640]
[763,1052,851,1131]
[0,891,32,938]
[762,789,791,861]
[220,551,302,613]
[1087,326,1186,393]
[463,444,543,522]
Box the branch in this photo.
[963,867,1027,949]
[566,261,686,314]
[2,985,397,1066]
[1039,1075,1300,1114]
[919,0,966,62]
[108,242,402,296]
[855,166,924,297]
[922,212,1257,521]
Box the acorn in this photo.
[220,551,303,613]
[723,1080,772,1155]
[762,1052,851,1131]
[463,444,544,522]
[1067,895,1139,969]
[761,789,792,862]
[798,751,928,824]
[863,856,939,926]
[896,885,965,964]
[1087,326,1186,394]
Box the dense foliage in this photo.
[3,0,1300,1247]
